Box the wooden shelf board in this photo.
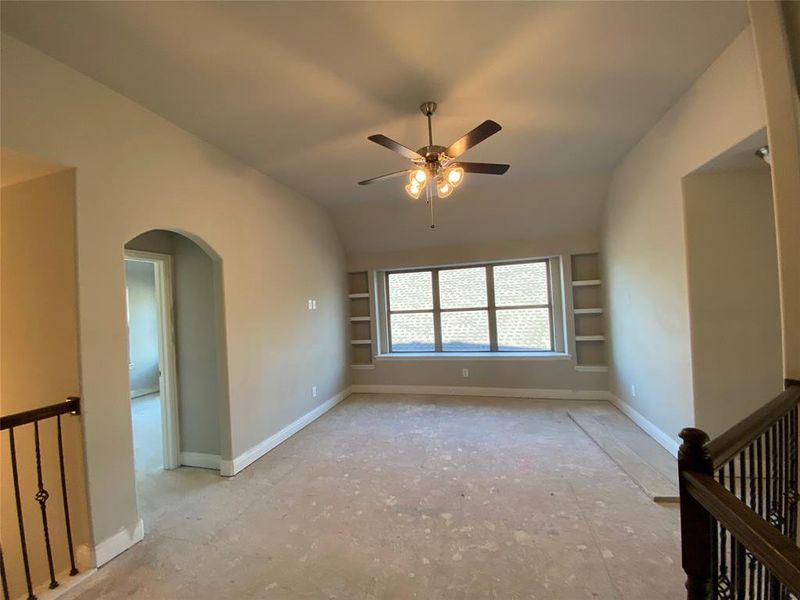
[575,335,606,342]
[351,364,375,370]
[572,280,602,287]
[350,339,372,345]
[348,293,370,299]
[574,308,604,314]
[575,365,609,373]
[349,316,371,322]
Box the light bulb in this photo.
[411,168,427,184]
[437,180,452,198]
[447,166,464,187]
[405,182,422,200]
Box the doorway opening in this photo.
[123,229,229,525]
[684,129,784,437]
[125,251,179,474]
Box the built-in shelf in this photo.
[575,365,609,373]
[571,253,606,370]
[348,271,374,369]
[572,279,602,287]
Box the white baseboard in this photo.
[220,387,351,477]
[14,565,98,600]
[349,384,608,401]
[606,393,679,457]
[349,384,679,456]
[180,452,221,470]
[93,519,144,567]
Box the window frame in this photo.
[385,259,556,354]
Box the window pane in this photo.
[439,267,487,309]
[388,271,433,311]
[441,310,490,351]
[494,262,549,306]
[496,308,552,351]
[390,312,434,352]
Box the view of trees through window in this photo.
[387,261,553,352]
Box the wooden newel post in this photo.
[679,427,714,600]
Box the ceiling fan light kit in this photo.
[359,101,510,228]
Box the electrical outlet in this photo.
[312,386,317,398]
[462,368,469,378]
[631,384,636,398]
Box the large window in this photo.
[386,260,555,353]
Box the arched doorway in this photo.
[123,229,230,526]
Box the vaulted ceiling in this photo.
[1,1,749,252]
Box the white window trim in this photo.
[375,351,572,361]
[376,257,566,356]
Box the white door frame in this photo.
[124,249,180,470]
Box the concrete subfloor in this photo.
[65,394,683,599]
[131,392,163,474]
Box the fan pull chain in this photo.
[427,185,436,229]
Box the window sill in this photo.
[375,352,571,361]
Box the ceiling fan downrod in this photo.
[420,101,437,147]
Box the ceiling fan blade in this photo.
[445,120,502,159]
[458,162,510,175]
[367,134,423,161]
[358,169,411,186]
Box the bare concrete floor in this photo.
[66,394,683,599]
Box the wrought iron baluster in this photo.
[748,442,759,600]
[780,414,789,539]
[728,461,738,594]
[9,428,36,600]
[757,434,766,599]
[718,466,732,598]
[766,430,774,529]
[56,414,79,576]
[737,451,747,598]
[788,407,798,541]
[33,421,58,590]
[769,424,784,530]
[0,545,9,600]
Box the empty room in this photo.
[1,1,798,599]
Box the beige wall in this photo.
[684,168,783,437]
[1,34,349,556]
[782,0,800,94]
[750,0,800,383]
[127,230,223,457]
[1,168,92,594]
[348,233,607,393]
[601,27,766,445]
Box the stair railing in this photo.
[679,382,800,599]
[0,397,82,600]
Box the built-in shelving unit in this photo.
[571,279,602,287]
[570,253,607,371]
[348,271,374,369]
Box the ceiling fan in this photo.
[358,102,509,228]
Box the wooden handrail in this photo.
[682,471,800,595]
[0,397,80,431]
[705,385,800,469]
